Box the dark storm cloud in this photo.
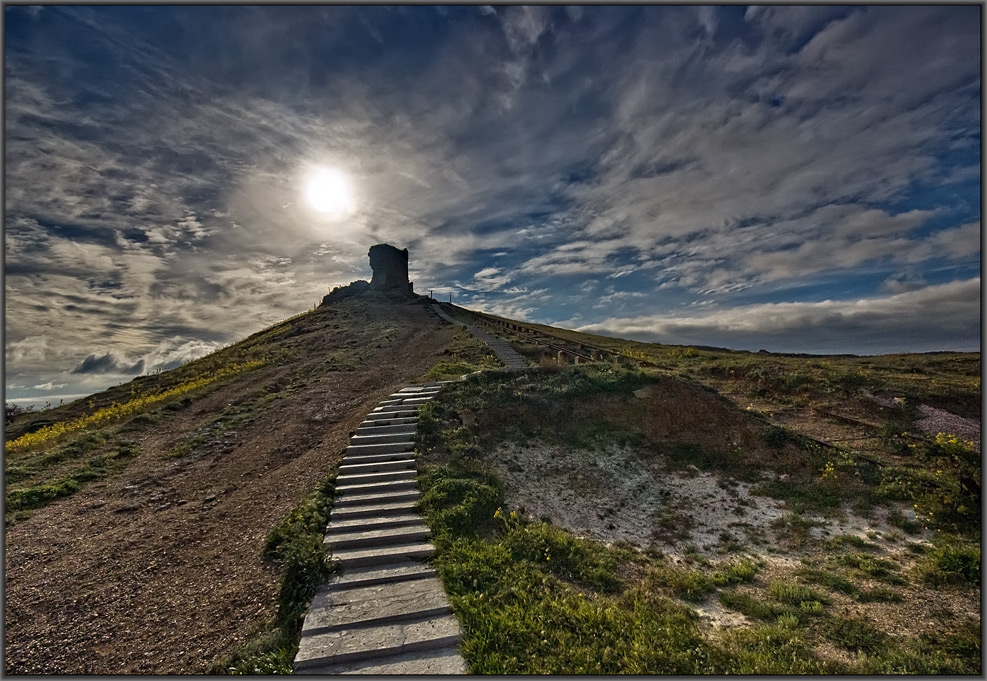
[72,352,145,375]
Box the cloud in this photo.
[7,336,55,365]
[578,278,980,354]
[32,382,66,391]
[3,6,980,406]
[881,271,927,294]
[468,266,513,291]
[142,338,224,372]
[72,351,145,375]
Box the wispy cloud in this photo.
[4,6,979,405]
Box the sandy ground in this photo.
[487,440,925,558]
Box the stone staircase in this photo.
[294,384,467,674]
[431,304,528,371]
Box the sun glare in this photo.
[305,167,354,216]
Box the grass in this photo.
[767,580,829,607]
[829,553,907,585]
[9,300,977,673]
[5,436,140,520]
[914,538,980,587]
[6,360,266,453]
[418,462,712,673]
[649,558,760,603]
[825,615,888,655]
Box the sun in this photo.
[304,167,354,216]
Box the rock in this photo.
[319,243,416,305]
[368,244,413,294]
[321,280,370,306]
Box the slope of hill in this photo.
[3,296,493,674]
[4,296,980,674]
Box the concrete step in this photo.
[359,419,418,431]
[331,499,420,519]
[395,389,443,396]
[329,560,437,591]
[326,523,430,551]
[293,380,462,677]
[294,613,460,672]
[331,541,435,570]
[346,442,415,456]
[372,404,422,414]
[363,411,418,423]
[394,396,435,405]
[328,513,423,535]
[350,432,415,446]
[356,423,417,436]
[335,469,416,487]
[302,574,451,633]
[333,489,420,509]
[338,458,416,476]
[296,645,466,675]
[339,451,415,466]
[336,478,418,498]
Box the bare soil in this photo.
[4,299,455,674]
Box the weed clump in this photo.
[914,539,980,587]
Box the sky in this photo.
[4,5,982,409]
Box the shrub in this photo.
[767,580,828,607]
[915,540,980,587]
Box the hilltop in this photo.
[4,296,981,674]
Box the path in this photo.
[293,384,466,674]
[431,304,528,371]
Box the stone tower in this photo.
[368,243,413,295]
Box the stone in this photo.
[368,244,413,294]
[321,279,369,306]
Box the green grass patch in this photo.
[914,539,980,587]
[650,565,718,602]
[825,615,888,656]
[5,437,139,518]
[797,568,859,597]
[417,447,721,672]
[767,580,828,607]
[718,591,792,622]
[769,512,821,545]
[710,619,840,673]
[830,553,907,585]
[754,478,846,514]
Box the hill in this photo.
[4,296,981,673]
[4,296,493,673]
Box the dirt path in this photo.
[4,300,454,674]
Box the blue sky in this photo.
[4,5,981,408]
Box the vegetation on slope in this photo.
[415,365,980,674]
[5,298,978,673]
